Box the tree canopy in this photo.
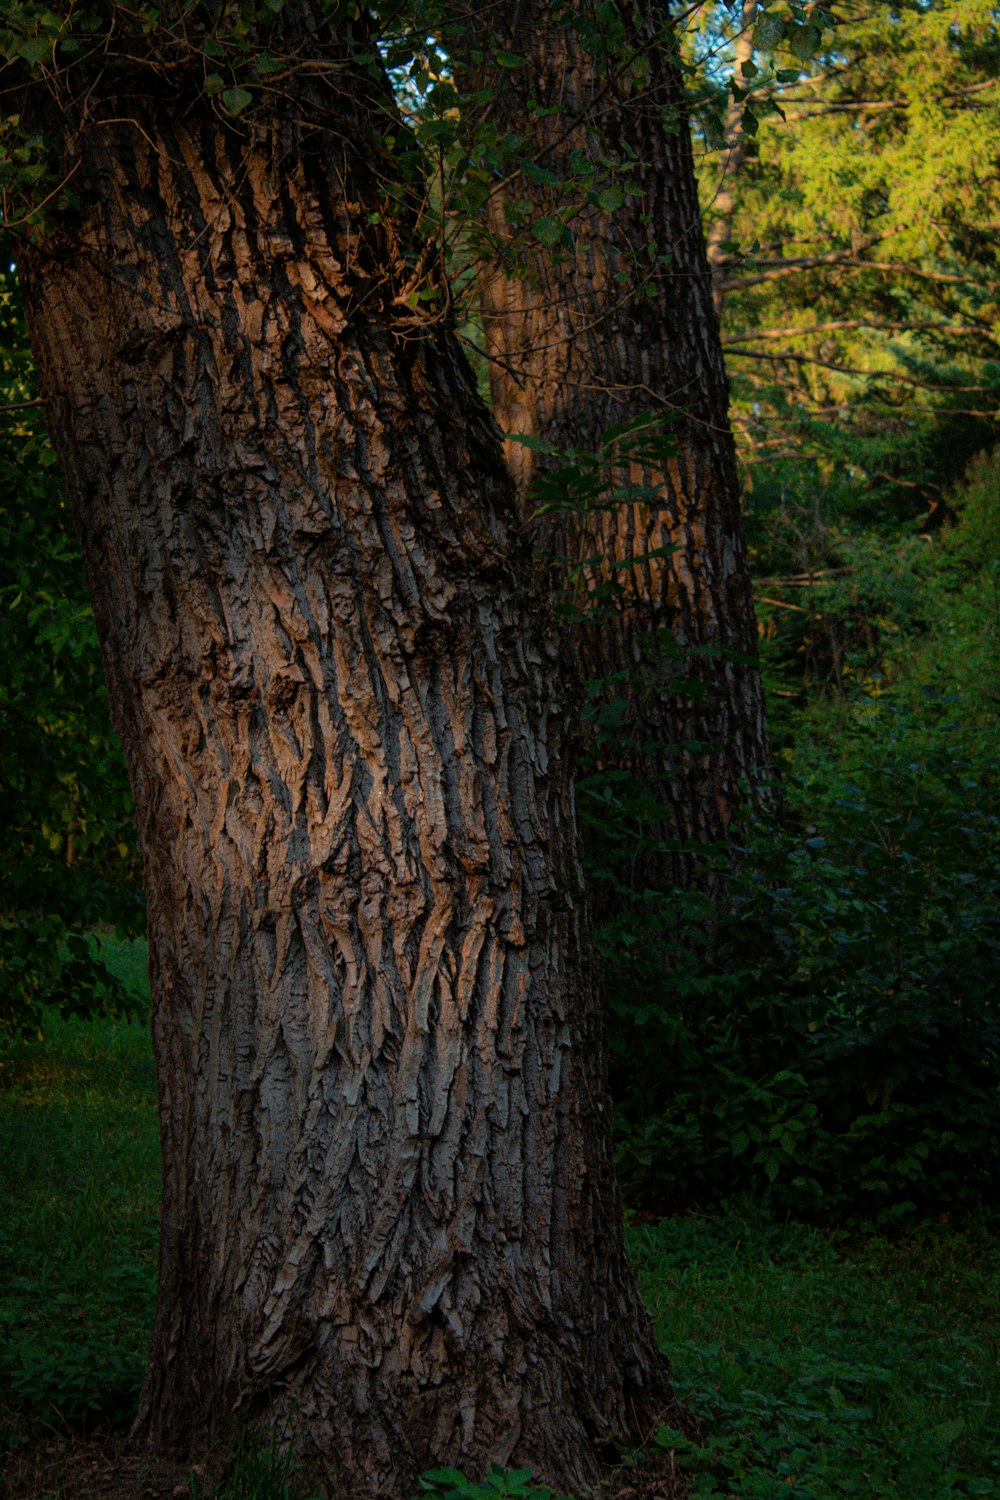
[699,0,1000,513]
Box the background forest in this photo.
[0,0,998,1496]
[598,0,1000,1224]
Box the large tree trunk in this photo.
[21,28,672,1497]
[453,0,773,896]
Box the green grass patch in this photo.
[95,931,152,1008]
[0,941,158,1441]
[1,982,998,1499]
[631,1214,1000,1497]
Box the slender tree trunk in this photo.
[453,0,773,896]
[21,30,672,1496]
[705,0,759,315]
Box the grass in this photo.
[631,1215,1000,1497]
[0,943,998,1497]
[0,936,158,1446]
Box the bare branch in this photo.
[0,397,44,413]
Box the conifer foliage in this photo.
[699,0,1000,506]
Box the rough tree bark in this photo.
[20,19,673,1496]
[452,0,774,895]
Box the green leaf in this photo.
[753,13,785,50]
[523,162,560,188]
[420,1470,469,1488]
[18,36,50,66]
[204,72,225,97]
[507,433,563,454]
[495,51,525,68]
[532,216,565,248]
[221,86,253,116]
[497,1469,533,1484]
[203,37,225,58]
[931,1416,966,1448]
[790,24,822,60]
[597,186,625,213]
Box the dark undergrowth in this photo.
[1,938,997,1498]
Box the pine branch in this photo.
[723,319,997,345]
[726,347,1000,396]
[777,78,997,121]
[719,257,999,292]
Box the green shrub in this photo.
[0,1006,158,1444]
[606,704,999,1223]
[629,1214,1000,1498]
[0,270,143,1039]
[602,452,1000,1225]
[414,1467,570,1500]
[0,1298,145,1429]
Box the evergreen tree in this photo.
[702,0,1000,521]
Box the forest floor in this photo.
[1,945,998,1499]
[0,1432,212,1500]
[0,1434,691,1500]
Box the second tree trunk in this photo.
[454,0,773,896]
